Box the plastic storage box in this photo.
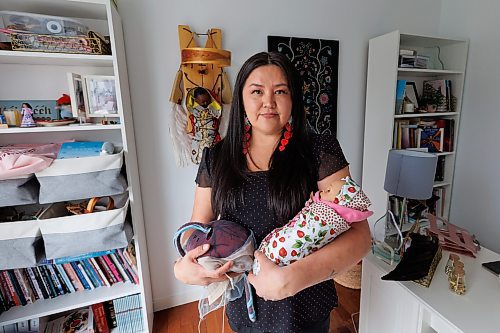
[0,11,88,36]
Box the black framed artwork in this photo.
[268,35,339,136]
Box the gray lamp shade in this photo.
[384,150,438,200]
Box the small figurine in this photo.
[21,103,36,128]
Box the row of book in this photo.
[0,247,138,315]
[393,118,455,153]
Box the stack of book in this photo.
[0,318,38,333]
[0,245,138,315]
[393,118,455,153]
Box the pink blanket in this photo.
[0,143,63,180]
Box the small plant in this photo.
[420,83,445,111]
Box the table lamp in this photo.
[373,149,438,264]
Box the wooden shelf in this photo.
[398,68,464,76]
[0,282,141,326]
[0,124,122,134]
[394,112,458,118]
[0,51,113,67]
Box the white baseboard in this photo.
[153,290,201,312]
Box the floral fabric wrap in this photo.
[173,220,256,322]
[254,177,373,271]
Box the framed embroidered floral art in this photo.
[268,36,339,136]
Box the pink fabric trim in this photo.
[313,191,373,223]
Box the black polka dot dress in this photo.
[195,134,349,333]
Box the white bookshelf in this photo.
[0,0,153,331]
[361,30,468,231]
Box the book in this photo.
[62,263,84,292]
[13,269,33,304]
[103,255,123,283]
[76,262,95,290]
[7,270,27,306]
[2,271,21,306]
[44,307,93,333]
[395,80,407,114]
[89,257,110,287]
[92,303,111,333]
[33,267,50,299]
[109,253,129,283]
[57,141,105,159]
[418,127,444,153]
[96,256,117,285]
[17,320,30,333]
[40,249,116,266]
[81,259,101,288]
[29,318,40,332]
[22,268,40,301]
[70,262,91,291]
[39,266,57,298]
[47,265,65,296]
[103,300,117,328]
[54,264,74,294]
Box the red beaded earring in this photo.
[279,117,293,152]
[243,116,251,155]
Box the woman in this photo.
[174,52,371,333]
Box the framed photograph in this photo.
[67,73,87,118]
[83,75,119,117]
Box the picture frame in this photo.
[405,81,419,108]
[66,73,87,118]
[82,75,119,117]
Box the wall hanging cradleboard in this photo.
[169,25,232,166]
[268,36,339,136]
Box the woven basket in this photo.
[334,263,362,290]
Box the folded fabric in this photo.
[256,177,373,269]
[173,220,256,322]
[0,143,63,180]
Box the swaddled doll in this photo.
[253,176,373,273]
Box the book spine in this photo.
[0,271,16,307]
[2,271,21,306]
[81,260,100,288]
[109,253,129,283]
[55,264,75,294]
[89,257,110,287]
[103,255,123,283]
[33,267,50,299]
[92,303,111,333]
[118,250,139,284]
[39,266,57,298]
[97,256,116,285]
[62,263,84,292]
[70,261,91,290]
[46,265,64,296]
[25,268,41,301]
[8,269,27,305]
[103,300,117,328]
[13,269,32,304]
[29,318,40,332]
[76,262,95,290]
[54,249,116,265]
[0,287,8,314]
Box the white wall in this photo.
[439,0,500,253]
[116,0,442,310]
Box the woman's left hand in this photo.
[247,250,294,301]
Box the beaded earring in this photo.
[279,117,293,152]
[243,116,251,155]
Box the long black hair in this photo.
[211,52,315,223]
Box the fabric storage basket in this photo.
[35,151,127,204]
[0,175,39,207]
[0,218,43,270]
[38,197,131,260]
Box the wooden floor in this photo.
[153,283,360,333]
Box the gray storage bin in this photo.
[0,175,39,207]
[0,206,43,269]
[35,151,127,204]
[39,197,131,260]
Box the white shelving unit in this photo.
[361,30,468,230]
[0,0,153,331]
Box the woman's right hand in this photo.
[173,244,234,286]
